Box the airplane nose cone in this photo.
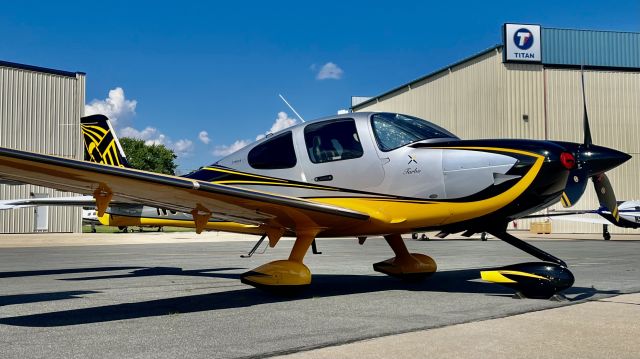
[581,145,631,176]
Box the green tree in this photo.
[120,137,177,175]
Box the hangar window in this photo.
[371,113,458,152]
[248,131,297,169]
[304,119,363,163]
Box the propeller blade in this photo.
[581,67,592,146]
[561,168,588,208]
[593,173,619,222]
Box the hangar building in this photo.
[0,61,85,233]
[353,24,640,234]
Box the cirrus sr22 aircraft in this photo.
[0,94,630,299]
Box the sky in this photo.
[1,1,638,172]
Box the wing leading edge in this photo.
[0,147,369,233]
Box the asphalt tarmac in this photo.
[0,234,638,358]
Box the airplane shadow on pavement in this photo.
[0,265,619,327]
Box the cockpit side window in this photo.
[248,131,297,169]
[371,113,458,152]
[304,119,364,164]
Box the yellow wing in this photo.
[0,147,369,234]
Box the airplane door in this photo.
[297,118,385,190]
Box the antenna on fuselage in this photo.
[278,94,305,123]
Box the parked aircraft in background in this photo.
[0,195,100,229]
[0,75,631,298]
[528,200,640,240]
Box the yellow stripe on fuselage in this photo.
[128,146,542,236]
[313,147,544,232]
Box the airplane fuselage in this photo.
[181,112,584,236]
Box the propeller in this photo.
[593,173,619,222]
[558,67,629,224]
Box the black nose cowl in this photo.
[580,144,631,176]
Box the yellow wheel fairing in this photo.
[373,253,437,278]
[240,260,311,287]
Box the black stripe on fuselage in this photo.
[185,145,540,203]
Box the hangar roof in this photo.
[353,26,640,111]
[0,59,83,78]
[543,28,640,69]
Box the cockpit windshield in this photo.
[370,113,458,151]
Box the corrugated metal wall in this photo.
[0,65,85,233]
[357,49,546,140]
[545,68,640,233]
[355,48,640,233]
[543,28,640,68]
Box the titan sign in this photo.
[503,23,541,63]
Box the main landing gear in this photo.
[373,234,436,280]
[240,232,437,292]
[482,231,575,299]
[240,230,318,291]
[239,229,572,299]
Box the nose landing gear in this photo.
[483,230,575,299]
[481,262,574,299]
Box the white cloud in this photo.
[316,62,344,80]
[119,125,194,157]
[215,111,299,157]
[256,112,298,140]
[198,131,210,144]
[120,126,160,140]
[337,109,349,115]
[86,88,196,158]
[173,139,194,157]
[84,87,137,128]
[213,140,251,157]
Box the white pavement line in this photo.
[274,293,640,359]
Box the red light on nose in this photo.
[560,152,575,169]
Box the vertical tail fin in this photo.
[81,114,130,168]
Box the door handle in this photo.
[314,175,333,182]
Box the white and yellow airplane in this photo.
[0,91,630,298]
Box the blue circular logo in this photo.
[513,28,534,50]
